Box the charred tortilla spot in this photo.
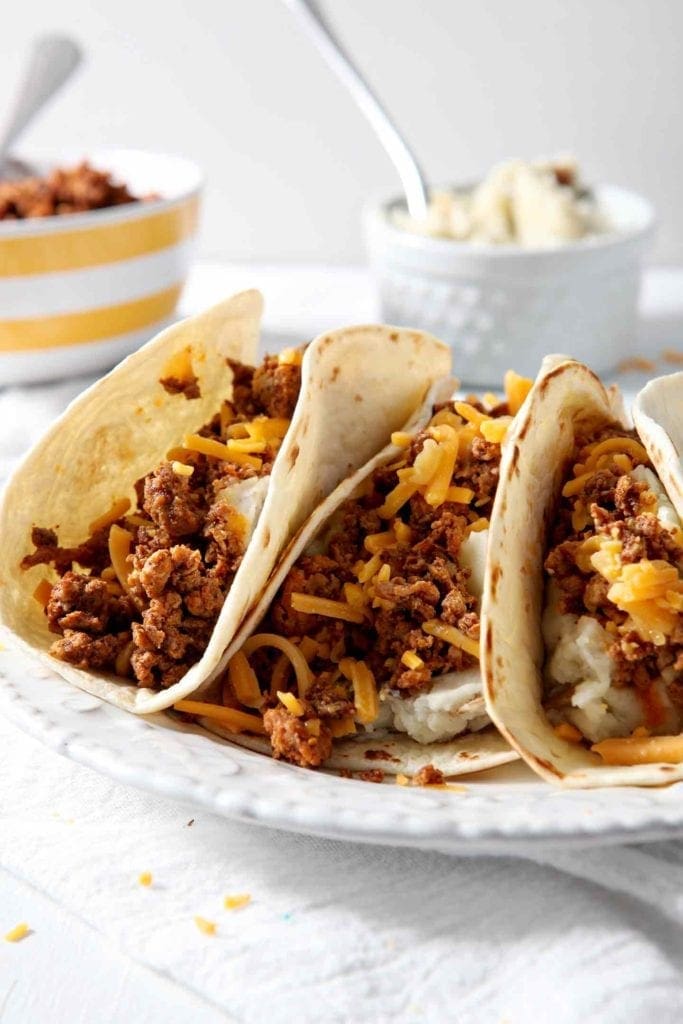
[389,332,398,342]
[490,563,502,599]
[331,366,340,382]
[289,444,300,467]
[354,394,362,403]
[534,756,563,778]
[263,526,271,547]
[364,749,400,763]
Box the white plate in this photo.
[3,263,683,855]
[3,646,683,854]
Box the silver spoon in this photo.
[0,34,83,180]
[285,0,429,220]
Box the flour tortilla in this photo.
[634,371,683,522]
[213,378,518,777]
[0,290,450,714]
[482,356,683,787]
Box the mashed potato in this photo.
[394,157,608,247]
[381,530,488,744]
[542,463,683,743]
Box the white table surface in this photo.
[2,262,683,1024]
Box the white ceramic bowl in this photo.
[365,185,656,386]
[0,148,203,386]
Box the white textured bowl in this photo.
[0,148,202,386]
[365,185,656,386]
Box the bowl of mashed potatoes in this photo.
[365,157,655,384]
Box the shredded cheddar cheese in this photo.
[340,658,379,724]
[465,517,489,535]
[174,699,266,734]
[343,582,367,609]
[278,690,305,716]
[424,426,459,507]
[182,434,262,470]
[171,460,194,477]
[422,619,480,659]
[391,431,413,448]
[329,716,357,737]
[289,592,365,624]
[224,894,251,910]
[166,446,193,463]
[245,417,290,441]
[401,650,424,670]
[377,480,419,519]
[298,636,319,661]
[278,347,303,365]
[562,471,595,498]
[445,486,475,504]
[592,734,683,765]
[504,370,532,414]
[5,923,29,943]
[480,417,512,444]
[226,437,268,454]
[227,650,263,709]
[138,872,153,887]
[582,436,649,468]
[590,543,683,646]
[553,722,583,743]
[88,497,131,535]
[356,552,383,583]
[453,401,491,427]
[194,916,217,936]
[393,519,412,544]
[364,531,395,554]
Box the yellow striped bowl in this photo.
[0,148,202,384]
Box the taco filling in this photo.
[191,372,532,768]
[542,424,683,761]
[22,349,303,690]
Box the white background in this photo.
[1,0,681,263]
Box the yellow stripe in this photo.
[0,283,182,351]
[0,196,199,276]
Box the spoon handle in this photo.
[0,35,83,163]
[285,0,429,220]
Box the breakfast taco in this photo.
[0,290,450,714]
[176,371,534,778]
[482,359,683,787]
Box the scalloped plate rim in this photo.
[3,647,683,853]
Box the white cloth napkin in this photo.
[3,265,683,1023]
[3,714,683,1024]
